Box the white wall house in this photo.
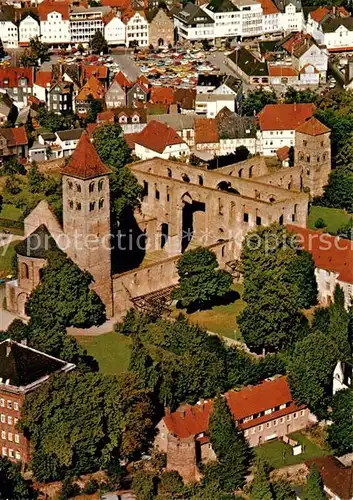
[202,0,241,39]
[318,18,353,52]
[0,21,18,48]
[69,6,110,45]
[173,3,214,42]
[104,14,126,46]
[135,141,190,160]
[292,42,328,80]
[279,2,304,32]
[19,14,40,45]
[261,0,281,33]
[233,0,263,38]
[125,11,149,48]
[39,8,71,45]
[196,94,235,117]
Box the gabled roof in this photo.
[35,70,52,88]
[261,0,280,15]
[174,88,196,110]
[16,224,58,259]
[276,145,289,161]
[216,107,256,139]
[207,0,239,13]
[163,376,304,439]
[258,103,316,131]
[97,110,115,122]
[0,67,34,89]
[0,127,28,146]
[115,71,131,88]
[56,128,85,141]
[228,47,268,77]
[0,339,73,388]
[76,76,106,101]
[310,5,349,23]
[195,117,219,144]
[281,32,316,58]
[149,86,174,105]
[83,65,108,80]
[287,225,353,283]
[295,116,330,136]
[134,120,185,153]
[61,132,111,179]
[273,0,302,13]
[321,15,353,33]
[175,3,214,25]
[305,457,353,500]
[38,0,69,21]
[268,65,297,76]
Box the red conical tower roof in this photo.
[61,132,111,180]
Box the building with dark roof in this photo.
[0,339,75,463]
[0,127,28,161]
[173,3,214,42]
[319,15,353,52]
[0,67,34,106]
[304,456,353,500]
[227,47,269,85]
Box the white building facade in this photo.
[69,7,109,45]
[104,14,126,46]
[233,0,263,38]
[19,15,40,45]
[125,12,149,47]
[0,21,18,48]
[40,9,71,45]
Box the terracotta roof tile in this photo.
[258,103,316,131]
[87,122,99,139]
[101,0,130,7]
[195,117,219,144]
[287,225,353,283]
[77,76,106,101]
[310,6,329,23]
[0,127,28,147]
[299,64,320,74]
[305,456,353,500]
[295,116,330,136]
[268,65,297,77]
[0,67,33,88]
[115,71,131,88]
[163,376,304,439]
[97,110,115,122]
[35,70,52,87]
[38,0,69,21]
[84,65,108,80]
[150,87,175,105]
[276,145,289,161]
[124,132,140,149]
[61,132,111,179]
[261,0,280,15]
[134,120,185,153]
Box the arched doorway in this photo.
[158,38,164,46]
[17,292,29,316]
[160,223,168,249]
[181,193,205,253]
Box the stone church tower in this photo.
[294,117,331,197]
[61,133,113,316]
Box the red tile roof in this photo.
[299,64,320,74]
[35,70,52,88]
[77,76,106,101]
[38,1,69,21]
[87,122,99,139]
[195,118,219,144]
[124,132,140,150]
[84,65,108,80]
[261,0,280,15]
[134,120,185,153]
[258,103,316,131]
[150,87,174,105]
[0,67,33,89]
[0,127,28,147]
[61,132,111,179]
[268,65,297,77]
[115,71,131,88]
[101,0,130,7]
[276,145,289,161]
[287,225,353,283]
[306,457,353,500]
[97,110,114,123]
[310,6,349,23]
[163,376,304,439]
[136,74,150,91]
[295,116,330,136]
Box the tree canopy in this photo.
[302,464,326,500]
[20,372,154,482]
[328,388,353,455]
[172,247,233,310]
[0,458,37,500]
[20,37,50,66]
[242,90,277,116]
[89,30,108,54]
[250,460,273,500]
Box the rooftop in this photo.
[295,116,330,136]
[56,128,85,141]
[134,120,185,153]
[306,456,353,500]
[16,224,58,259]
[258,103,316,131]
[195,117,219,144]
[0,126,28,147]
[61,132,111,179]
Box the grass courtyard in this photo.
[307,206,352,234]
[171,283,246,340]
[75,331,132,375]
[0,241,17,278]
[255,431,330,469]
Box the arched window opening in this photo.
[238,168,243,178]
[89,202,95,212]
[68,180,73,190]
[99,198,104,209]
[76,183,81,192]
[182,173,190,183]
[198,175,203,186]
[76,202,81,211]
[69,200,74,209]
[21,263,29,279]
[167,168,172,178]
[98,180,104,191]
[89,182,95,193]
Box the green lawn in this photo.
[308,206,352,234]
[75,331,132,375]
[255,431,330,469]
[171,284,246,339]
[0,204,22,221]
[0,241,17,277]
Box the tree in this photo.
[242,90,277,116]
[314,217,326,229]
[20,372,154,481]
[93,123,142,220]
[284,87,317,104]
[25,250,106,329]
[131,470,156,500]
[37,106,65,132]
[272,481,296,500]
[328,388,353,455]
[321,167,353,212]
[336,132,353,167]
[90,30,108,54]
[288,331,339,417]
[337,217,353,239]
[208,396,252,492]
[238,224,313,352]
[157,471,185,498]
[250,460,273,500]
[87,95,103,123]
[0,457,37,499]
[20,37,50,66]
[28,162,45,194]
[1,157,26,176]
[302,464,326,500]
[172,247,233,310]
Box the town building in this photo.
[47,80,74,114]
[55,128,85,157]
[0,339,75,463]
[105,79,127,108]
[202,0,242,40]
[287,225,353,310]
[0,127,28,162]
[306,6,349,42]
[274,0,304,33]
[173,3,214,42]
[132,120,190,159]
[104,11,126,46]
[304,457,353,500]
[233,0,263,38]
[195,93,236,117]
[33,70,52,102]
[317,16,353,53]
[18,13,40,46]
[216,107,259,155]
[147,113,196,147]
[227,47,269,85]
[258,103,316,155]
[333,361,352,395]
[0,68,34,107]
[0,7,19,48]
[0,93,17,126]
[261,0,280,34]
[69,6,111,45]
[194,117,219,156]
[76,76,105,116]
[124,10,149,47]
[39,0,71,45]
[126,80,149,107]
[281,32,328,80]
[147,8,174,47]
[115,107,146,133]
[154,376,311,483]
